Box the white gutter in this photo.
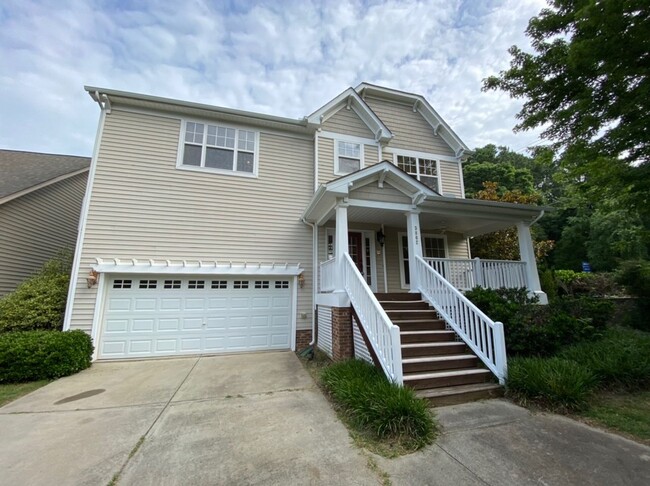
[301,217,318,346]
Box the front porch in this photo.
[302,161,549,401]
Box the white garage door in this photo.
[98,275,293,359]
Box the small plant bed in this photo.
[0,380,49,407]
[577,390,650,445]
[300,353,438,457]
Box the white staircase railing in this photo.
[319,258,336,292]
[415,255,507,384]
[424,257,528,291]
[343,253,403,384]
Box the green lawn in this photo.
[0,381,49,407]
[579,390,650,444]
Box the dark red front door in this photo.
[348,232,363,273]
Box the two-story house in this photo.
[65,83,547,403]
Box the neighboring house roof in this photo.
[0,150,91,204]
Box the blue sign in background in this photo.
[582,262,592,272]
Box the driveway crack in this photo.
[107,356,201,485]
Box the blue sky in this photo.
[0,0,546,157]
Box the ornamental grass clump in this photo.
[507,357,597,412]
[320,359,436,451]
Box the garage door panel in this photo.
[99,275,293,359]
[132,319,155,332]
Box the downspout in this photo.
[314,131,319,192]
[530,209,545,226]
[302,217,318,347]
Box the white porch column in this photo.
[406,211,423,292]
[335,203,349,292]
[516,222,548,304]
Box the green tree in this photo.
[483,0,650,165]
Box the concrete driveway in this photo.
[0,352,381,486]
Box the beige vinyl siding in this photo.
[349,183,412,205]
[317,136,335,185]
[322,107,375,139]
[439,160,463,197]
[446,232,471,259]
[365,96,455,157]
[70,108,314,333]
[364,145,380,166]
[0,172,87,296]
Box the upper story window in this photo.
[396,154,439,192]
[179,121,258,177]
[335,141,363,175]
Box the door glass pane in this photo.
[424,237,445,258]
[402,235,410,286]
[365,237,372,286]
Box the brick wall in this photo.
[331,306,353,361]
[295,329,312,351]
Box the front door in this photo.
[348,232,364,273]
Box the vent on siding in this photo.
[317,306,333,358]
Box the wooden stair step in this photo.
[402,354,479,372]
[392,319,447,331]
[404,368,492,389]
[379,300,431,310]
[416,383,504,407]
[374,292,422,301]
[401,341,467,357]
[387,310,440,320]
[400,330,456,343]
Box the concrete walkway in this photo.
[377,399,650,486]
[0,352,380,486]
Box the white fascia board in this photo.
[307,88,392,141]
[93,259,303,276]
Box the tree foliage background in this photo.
[469,0,650,272]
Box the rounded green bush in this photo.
[0,330,93,383]
[507,357,597,411]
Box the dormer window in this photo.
[178,120,258,177]
[335,140,363,175]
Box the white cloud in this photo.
[0,0,548,156]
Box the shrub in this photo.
[552,296,614,332]
[466,287,597,357]
[0,251,72,333]
[507,357,597,411]
[320,359,436,451]
[555,270,621,297]
[616,260,650,331]
[464,287,536,324]
[539,268,558,301]
[0,330,93,383]
[560,328,650,390]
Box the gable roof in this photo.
[355,83,471,157]
[306,88,393,143]
[0,150,90,203]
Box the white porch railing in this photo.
[424,257,528,291]
[343,253,403,384]
[319,257,337,292]
[415,256,507,384]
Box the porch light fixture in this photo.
[298,273,305,288]
[376,229,385,247]
[86,269,99,288]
